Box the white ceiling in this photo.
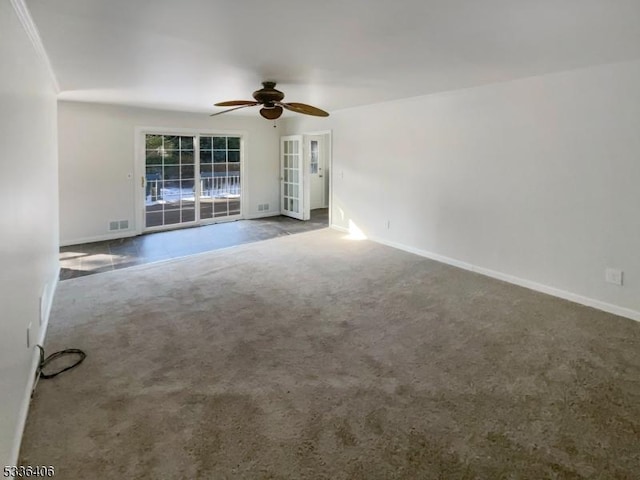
[26,0,640,115]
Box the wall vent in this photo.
[257,203,270,212]
[109,220,130,231]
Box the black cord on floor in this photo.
[36,345,87,380]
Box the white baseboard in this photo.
[10,267,59,466]
[61,231,136,247]
[362,233,640,323]
[471,264,640,322]
[330,224,349,233]
[245,211,281,220]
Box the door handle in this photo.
[141,176,145,187]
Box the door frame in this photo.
[301,130,332,225]
[305,133,330,210]
[134,126,248,234]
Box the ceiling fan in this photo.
[211,81,329,120]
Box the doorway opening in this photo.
[307,134,329,211]
[280,131,331,226]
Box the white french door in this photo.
[280,135,307,220]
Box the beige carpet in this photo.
[20,228,640,479]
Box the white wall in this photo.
[284,60,640,319]
[0,2,59,467]
[58,102,281,245]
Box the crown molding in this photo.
[10,0,60,93]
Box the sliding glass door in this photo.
[144,135,195,228]
[144,133,242,231]
[199,135,241,220]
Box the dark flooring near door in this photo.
[59,208,328,280]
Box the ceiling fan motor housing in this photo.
[253,81,284,107]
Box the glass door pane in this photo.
[199,135,242,221]
[280,136,304,220]
[145,134,196,228]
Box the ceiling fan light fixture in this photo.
[259,106,283,120]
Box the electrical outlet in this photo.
[605,268,623,286]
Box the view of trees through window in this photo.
[144,134,241,228]
[199,135,241,220]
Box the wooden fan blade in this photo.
[280,102,329,117]
[214,100,258,107]
[210,104,257,117]
[259,106,283,120]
